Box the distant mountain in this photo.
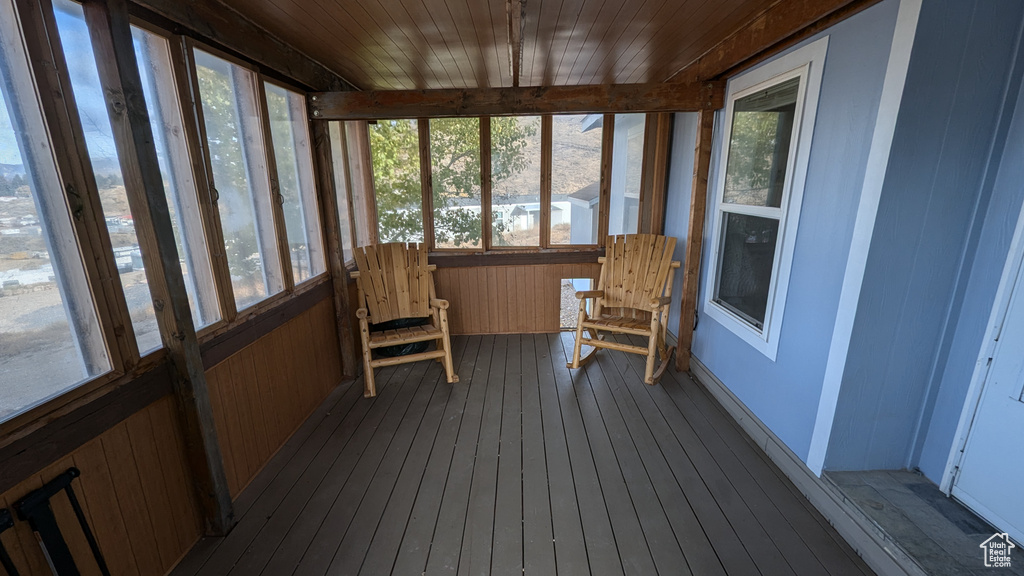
[0,157,122,179]
[0,163,25,178]
[88,156,122,177]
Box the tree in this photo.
[0,174,11,197]
[369,117,534,247]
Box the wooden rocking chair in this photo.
[352,242,458,397]
[569,234,681,384]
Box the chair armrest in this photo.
[356,308,368,319]
[650,296,672,309]
[575,290,604,300]
[430,298,449,310]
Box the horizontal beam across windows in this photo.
[309,81,725,120]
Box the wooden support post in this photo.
[539,115,552,248]
[81,0,234,535]
[310,121,359,380]
[419,119,434,248]
[480,116,493,250]
[639,113,674,235]
[676,109,715,373]
[597,114,614,239]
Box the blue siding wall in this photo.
[685,0,900,461]
[826,0,1024,472]
[916,44,1024,481]
[664,113,698,339]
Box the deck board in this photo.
[173,334,875,576]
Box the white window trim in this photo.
[702,36,828,361]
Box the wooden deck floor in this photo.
[172,333,874,576]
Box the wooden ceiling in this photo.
[215,0,788,90]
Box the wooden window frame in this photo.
[261,75,330,286]
[327,121,359,266]
[186,39,292,315]
[129,19,223,330]
[425,116,486,253]
[362,111,666,256]
[485,114,544,252]
[347,120,378,247]
[0,0,145,430]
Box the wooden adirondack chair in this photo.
[352,242,458,397]
[569,234,681,384]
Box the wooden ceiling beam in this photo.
[309,81,724,120]
[507,0,525,87]
[129,0,353,91]
[669,0,884,82]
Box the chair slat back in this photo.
[354,242,432,323]
[600,234,678,310]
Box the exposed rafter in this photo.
[129,0,353,91]
[507,0,525,87]
[669,0,883,82]
[309,81,724,120]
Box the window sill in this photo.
[427,248,604,268]
[703,300,779,361]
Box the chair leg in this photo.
[438,308,459,383]
[645,315,660,385]
[359,317,376,397]
[570,305,587,369]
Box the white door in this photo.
[953,250,1024,544]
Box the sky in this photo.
[0,0,121,169]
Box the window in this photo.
[430,117,481,249]
[132,26,220,328]
[491,116,541,247]
[265,81,325,283]
[330,122,355,264]
[369,119,422,243]
[194,48,283,311]
[360,112,661,252]
[608,113,645,236]
[551,114,602,245]
[344,121,376,248]
[1,0,109,422]
[704,38,826,359]
[54,0,163,352]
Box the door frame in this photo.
[941,199,1024,494]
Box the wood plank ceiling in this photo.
[216,0,779,90]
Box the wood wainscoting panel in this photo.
[0,395,203,576]
[433,263,601,334]
[206,298,343,497]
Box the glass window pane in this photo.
[551,114,602,245]
[54,0,161,352]
[369,119,422,243]
[608,113,644,236]
[723,77,799,208]
[330,122,354,264]
[194,49,282,311]
[430,117,481,249]
[491,116,540,247]
[714,212,780,328]
[1,0,109,422]
[131,26,220,329]
[345,121,374,248]
[265,82,325,284]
